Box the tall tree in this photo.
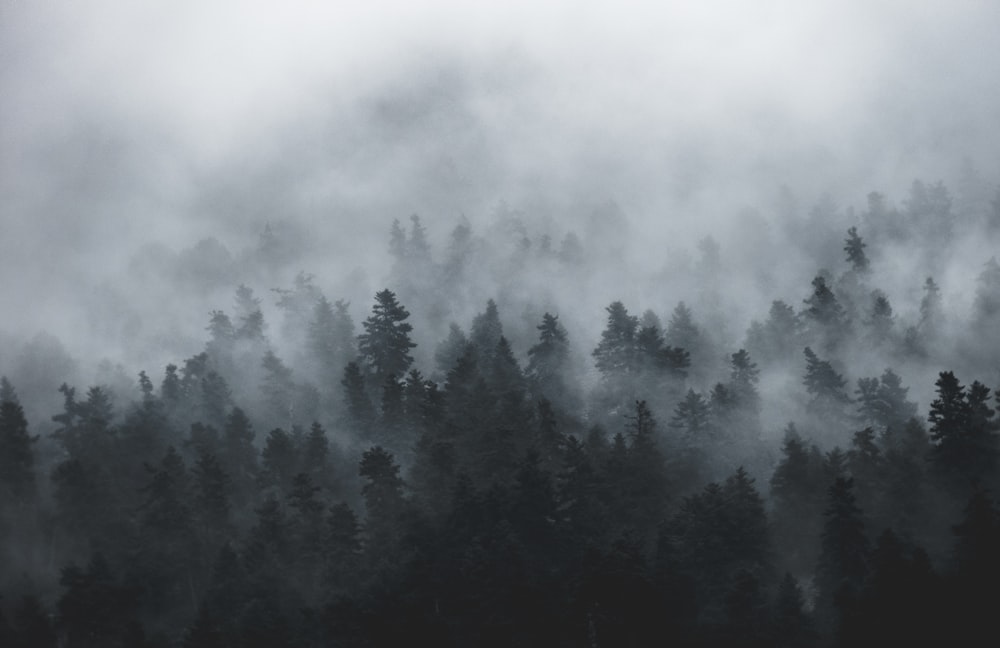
[843,226,870,274]
[593,301,640,379]
[357,289,416,386]
[928,371,999,491]
[0,378,37,502]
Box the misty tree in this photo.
[972,257,1000,324]
[0,378,37,502]
[770,423,826,576]
[928,371,999,491]
[434,322,469,377]
[745,300,802,366]
[592,301,639,379]
[192,450,233,543]
[815,477,869,633]
[469,298,504,365]
[357,289,417,387]
[221,406,258,506]
[306,296,355,397]
[919,276,943,334]
[526,312,573,406]
[205,309,236,367]
[803,275,848,350]
[341,361,375,434]
[260,350,295,427]
[664,301,703,365]
[844,225,870,274]
[865,290,895,347]
[234,284,266,342]
[802,347,851,421]
[272,272,322,343]
[359,445,407,562]
[854,368,918,434]
[728,349,761,415]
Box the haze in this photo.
[2,0,999,417]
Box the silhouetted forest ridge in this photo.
[2,182,1000,647]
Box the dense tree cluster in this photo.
[2,182,1000,646]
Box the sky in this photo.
[1,0,999,373]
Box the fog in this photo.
[2,0,1000,423]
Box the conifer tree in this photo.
[843,226,870,273]
[0,378,37,502]
[357,289,416,386]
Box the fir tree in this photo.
[844,226,870,273]
[357,289,417,385]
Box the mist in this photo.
[2,1,1000,645]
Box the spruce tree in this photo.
[357,289,416,386]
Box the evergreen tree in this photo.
[434,322,469,377]
[0,378,37,502]
[592,301,639,379]
[745,300,802,365]
[919,276,943,336]
[770,424,826,575]
[342,361,376,434]
[928,371,999,490]
[526,312,573,406]
[469,298,504,365]
[359,446,407,563]
[357,289,417,386]
[865,290,894,346]
[803,347,851,419]
[843,226,870,274]
[803,276,848,349]
[307,296,355,397]
[729,349,761,415]
[815,477,869,633]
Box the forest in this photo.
[2,177,1000,648]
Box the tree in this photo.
[815,477,869,633]
[526,312,573,406]
[928,371,999,490]
[803,347,851,419]
[342,361,375,433]
[307,296,355,397]
[469,298,504,365]
[729,349,761,415]
[843,226,870,274]
[745,300,802,365]
[803,276,847,349]
[357,289,416,386]
[664,301,703,366]
[770,424,826,575]
[855,368,918,435]
[260,350,295,428]
[0,378,37,502]
[919,276,942,336]
[865,290,894,346]
[234,284,266,341]
[592,301,639,379]
[359,446,407,562]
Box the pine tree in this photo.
[359,446,407,562]
[802,347,851,419]
[928,371,998,490]
[803,275,848,349]
[593,301,640,382]
[815,477,869,633]
[342,361,375,434]
[526,312,572,405]
[843,226,870,273]
[0,378,37,502]
[470,299,504,365]
[357,289,416,386]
